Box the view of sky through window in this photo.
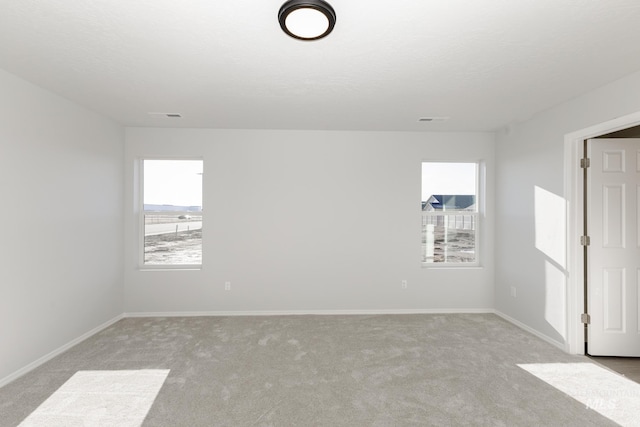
[421,162,476,201]
[143,160,203,208]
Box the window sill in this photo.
[139,265,202,272]
[421,264,483,270]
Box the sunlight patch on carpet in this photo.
[518,363,640,427]
[19,369,170,427]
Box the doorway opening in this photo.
[584,136,640,357]
[565,112,640,356]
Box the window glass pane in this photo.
[422,215,476,263]
[144,213,202,265]
[143,160,203,266]
[421,162,477,212]
[144,160,202,208]
[422,162,478,265]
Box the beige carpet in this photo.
[519,363,640,427]
[18,370,169,427]
[0,314,621,426]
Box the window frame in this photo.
[138,157,203,270]
[421,161,482,268]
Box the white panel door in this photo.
[588,138,640,356]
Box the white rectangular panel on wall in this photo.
[603,268,625,332]
[603,184,625,248]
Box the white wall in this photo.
[124,128,495,314]
[495,70,640,345]
[0,69,124,383]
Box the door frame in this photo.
[565,110,640,354]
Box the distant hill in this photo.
[144,204,202,212]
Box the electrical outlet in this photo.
[225,281,231,291]
[510,286,517,298]
[401,280,408,289]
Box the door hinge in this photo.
[581,313,591,324]
[580,158,590,168]
[580,235,591,246]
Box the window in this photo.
[141,159,203,267]
[421,162,478,265]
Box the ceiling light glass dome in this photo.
[278,0,336,41]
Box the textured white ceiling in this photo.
[2,0,640,131]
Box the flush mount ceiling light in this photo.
[279,0,336,41]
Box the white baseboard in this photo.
[493,310,567,351]
[0,314,124,389]
[124,308,495,318]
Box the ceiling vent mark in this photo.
[148,112,182,118]
[418,117,450,122]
